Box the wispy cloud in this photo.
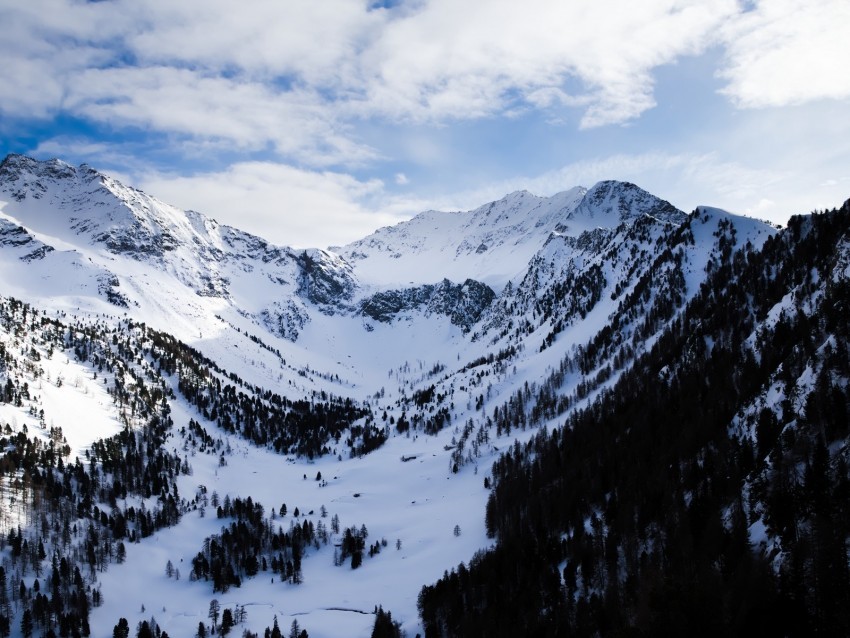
[353,0,739,128]
[139,162,400,249]
[63,66,378,166]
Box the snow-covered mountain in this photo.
[0,154,363,343]
[0,154,719,404]
[2,153,846,638]
[334,181,683,291]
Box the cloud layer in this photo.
[2,0,845,165]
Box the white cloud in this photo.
[394,172,410,185]
[62,66,378,166]
[718,0,850,108]
[138,162,402,249]
[3,0,848,198]
[7,1,846,159]
[745,198,776,217]
[124,0,379,85]
[0,2,117,119]
[360,0,738,127]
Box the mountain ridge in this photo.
[0,155,697,347]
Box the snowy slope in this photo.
[0,155,368,397]
[336,188,585,290]
[335,182,683,292]
[0,154,358,329]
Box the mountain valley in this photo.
[0,153,848,637]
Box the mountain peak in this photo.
[0,153,78,181]
[571,179,686,226]
[0,154,112,208]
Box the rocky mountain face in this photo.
[0,154,779,406]
[0,154,358,340]
[359,278,496,332]
[335,187,586,288]
[568,178,686,225]
[0,155,695,348]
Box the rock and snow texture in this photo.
[0,155,714,391]
[0,154,362,351]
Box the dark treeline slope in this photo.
[419,201,850,637]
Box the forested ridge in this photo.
[0,301,192,637]
[419,201,850,637]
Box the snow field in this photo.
[90,391,496,638]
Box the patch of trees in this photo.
[537,263,606,352]
[162,339,373,458]
[459,346,517,374]
[336,525,368,569]
[112,616,170,638]
[448,419,490,472]
[191,495,326,591]
[346,422,387,457]
[371,606,402,638]
[247,615,308,638]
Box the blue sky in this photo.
[1,0,849,248]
